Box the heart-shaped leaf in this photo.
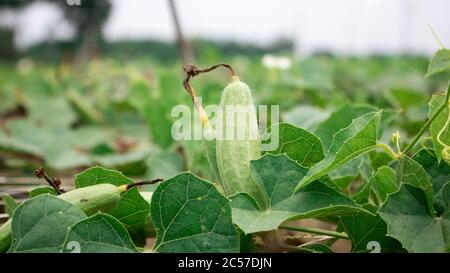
[413,149,450,215]
[62,213,138,253]
[372,166,398,203]
[379,184,450,253]
[396,156,435,216]
[151,172,239,253]
[339,204,403,253]
[9,195,87,253]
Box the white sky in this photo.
[6,0,450,55]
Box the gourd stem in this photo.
[402,83,450,154]
[279,225,349,239]
[126,179,164,190]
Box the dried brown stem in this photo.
[182,63,237,121]
[182,63,236,98]
[34,167,65,194]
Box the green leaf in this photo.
[429,92,450,162]
[264,122,324,167]
[372,166,398,203]
[151,172,239,253]
[1,193,17,217]
[29,186,58,198]
[74,166,133,188]
[339,204,403,253]
[108,187,150,246]
[379,184,450,253]
[351,181,371,205]
[296,111,381,191]
[314,105,377,151]
[231,154,369,234]
[413,149,450,215]
[396,156,436,216]
[9,195,87,253]
[62,213,138,253]
[369,150,394,170]
[329,154,371,188]
[426,48,450,77]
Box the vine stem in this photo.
[126,179,163,190]
[402,83,450,154]
[376,142,402,159]
[278,225,349,240]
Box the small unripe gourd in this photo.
[216,77,267,209]
[59,183,125,215]
[0,183,127,252]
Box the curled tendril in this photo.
[391,130,402,154]
[436,101,450,164]
[442,146,450,164]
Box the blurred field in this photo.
[0,50,448,182]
